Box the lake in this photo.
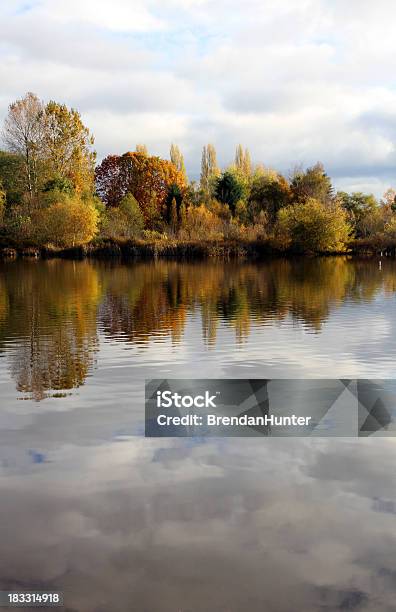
[0,257,396,611]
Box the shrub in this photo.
[39,196,99,247]
[102,193,144,240]
[43,176,74,195]
[179,204,223,240]
[141,229,167,241]
[384,218,396,239]
[275,198,350,253]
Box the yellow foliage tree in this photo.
[179,204,223,240]
[43,101,96,193]
[275,198,350,253]
[39,196,98,247]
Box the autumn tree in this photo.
[235,144,252,178]
[290,163,333,206]
[170,143,187,182]
[2,92,45,199]
[136,144,148,155]
[200,144,220,195]
[95,152,186,224]
[382,188,396,211]
[248,172,291,224]
[42,101,96,192]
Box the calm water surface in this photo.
[0,257,396,611]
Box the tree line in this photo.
[1,92,396,253]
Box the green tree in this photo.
[120,193,144,235]
[291,162,333,206]
[276,198,350,253]
[0,151,25,205]
[214,171,244,215]
[165,183,183,224]
[103,193,144,240]
[337,191,378,238]
[43,175,74,195]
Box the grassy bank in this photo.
[0,238,273,260]
[0,236,393,260]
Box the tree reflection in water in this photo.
[0,256,394,399]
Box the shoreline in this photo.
[0,238,395,261]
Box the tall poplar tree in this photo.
[136,144,148,155]
[170,143,187,182]
[200,143,220,195]
[234,144,252,178]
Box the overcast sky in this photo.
[1,0,396,196]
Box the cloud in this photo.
[1,434,396,610]
[1,0,396,195]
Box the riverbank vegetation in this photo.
[1,92,395,257]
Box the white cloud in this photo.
[1,0,396,195]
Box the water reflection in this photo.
[0,261,101,400]
[0,257,395,398]
[1,257,396,611]
[1,437,396,611]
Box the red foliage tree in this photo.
[95,152,187,222]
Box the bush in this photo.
[275,199,350,253]
[43,176,74,195]
[179,204,223,240]
[38,196,99,247]
[141,229,168,241]
[102,193,144,240]
[384,218,396,239]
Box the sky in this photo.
[0,0,396,196]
